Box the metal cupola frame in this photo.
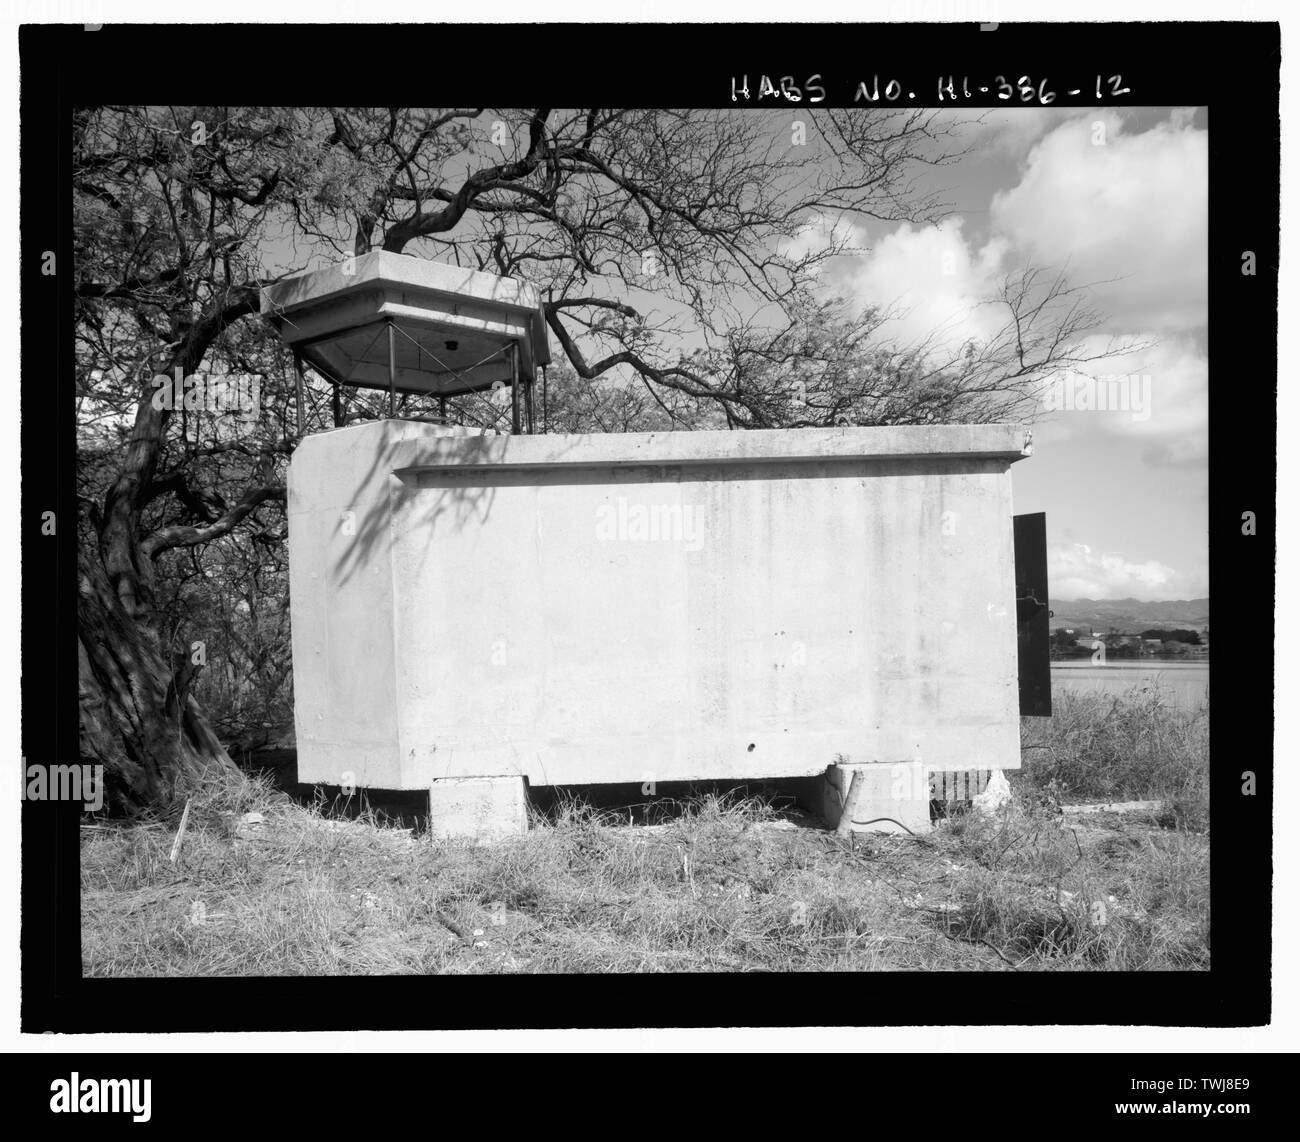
[260,250,551,433]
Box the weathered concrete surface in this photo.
[821,761,932,835]
[428,775,528,840]
[288,420,1030,794]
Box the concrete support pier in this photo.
[428,775,529,840]
[820,760,931,835]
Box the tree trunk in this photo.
[78,532,235,816]
[76,297,260,813]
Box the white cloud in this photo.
[829,217,1006,352]
[817,108,1206,343]
[1032,334,1208,467]
[1049,542,1205,601]
[989,110,1207,334]
[820,111,1206,350]
[776,213,861,274]
[787,107,1208,484]
[804,107,1208,474]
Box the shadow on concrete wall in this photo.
[328,427,591,590]
[326,432,500,592]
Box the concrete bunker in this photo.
[265,256,1050,838]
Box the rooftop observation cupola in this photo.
[260,251,551,434]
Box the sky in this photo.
[806,106,1209,601]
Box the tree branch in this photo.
[142,484,286,558]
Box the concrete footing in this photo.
[820,761,931,835]
[428,775,529,840]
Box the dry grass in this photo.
[82,702,1210,975]
[1017,681,1209,828]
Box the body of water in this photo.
[1050,661,1209,711]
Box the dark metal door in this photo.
[1013,512,1052,716]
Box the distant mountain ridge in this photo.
[1049,597,1209,632]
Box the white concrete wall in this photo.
[288,421,1029,790]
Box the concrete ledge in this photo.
[388,422,1032,471]
[822,762,931,835]
[428,776,528,841]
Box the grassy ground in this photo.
[1020,682,1209,827]
[81,684,1209,975]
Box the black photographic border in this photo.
[19,19,1277,1032]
